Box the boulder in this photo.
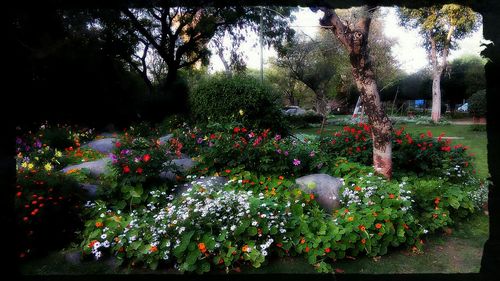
[283,106,307,116]
[82,138,117,154]
[64,250,82,265]
[61,158,111,177]
[159,134,174,145]
[176,176,229,195]
[80,183,98,198]
[295,174,343,213]
[171,157,195,173]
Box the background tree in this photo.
[398,4,480,122]
[442,54,486,111]
[316,6,393,179]
[275,34,339,130]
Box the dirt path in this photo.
[449,118,487,125]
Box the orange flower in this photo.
[389,194,395,199]
[95,221,103,228]
[347,216,354,222]
[309,194,315,200]
[198,243,206,253]
[434,197,440,205]
[403,223,409,230]
[375,223,382,229]
[278,175,284,180]
[358,225,366,232]
[361,239,366,244]
[372,212,378,217]
[150,245,158,253]
[354,186,362,192]
[242,245,249,252]
[300,238,306,244]
[305,246,310,253]
[88,240,98,248]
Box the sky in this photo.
[208,7,489,74]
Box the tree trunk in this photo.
[319,7,393,179]
[431,69,442,122]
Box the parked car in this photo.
[457,103,469,112]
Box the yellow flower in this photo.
[239,109,244,116]
[28,163,34,170]
[55,150,62,158]
[21,162,28,168]
[44,163,53,172]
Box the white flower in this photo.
[230,225,237,231]
[262,250,268,256]
[100,234,107,240]
[94,251,102,259]
[102,241,110,248]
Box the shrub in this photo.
[468,89,487,117]
[15,169,85,259]
[284,112,323,129]
[189,74,288,133]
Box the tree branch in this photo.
[121,8,163,56]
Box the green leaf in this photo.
[186,248,200,265]
[247,226,258,236]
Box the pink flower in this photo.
[274,134,281,141]
[293,159,301,166]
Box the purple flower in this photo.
[276,149,282,154]
[309,151,315,157]
[35,139,42,148]
[120,149,131,155]
[293,159,301,166]
[284,151,289,156]
[197,138,203,144]
[274,134,281,141]
[16,137,22,144]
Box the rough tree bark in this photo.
[319,7,393,179]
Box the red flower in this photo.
[305,246,310,253]
[361,239,366,244]
[276,243,283,248]
[427,130,433,137]
[225,169,231,174]
[310,194,315,200]
[356,147,361,152]
[241,128,247,133]
[143,154,151,162]
[396,139,402,145]
[210,133,216,140]
[441,146,451,152]
[420,133,425,139]
[375,223,382,229]
[150,245,158,253]
[324,248,331,253]
[405,134,413,144]
[233,127,240,133]
[345,138,350,143]
[123,166,130,173]
[358,225,366,231]
[389,194,395,199]
[16,192,22,197]
[136,167,143,174]
[23,217,28,222]
[115,142,121,148]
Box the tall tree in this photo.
[275,35,338,127]
[316,6,393,179]
[398,4,480,122]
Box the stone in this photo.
[283,106,307,116]
[82,138,117,153]
[176,176,229,195]
[171,157,195,173]
[64,250,82,265]
[295,174,343,213]
[159,134,174,145]
[159,170,177,181]
[80,183,98,198]
[61,158,111,177]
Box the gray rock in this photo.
[159,134,174,145]
[64,250,82,265]
[295,174,343,213]
[176,176,229,195]
[159,170,177,181]
[61,158,111,177]
[99,132,118,138]
[171,157,195,173]
[80,183,98,198]
[82,138,117,153]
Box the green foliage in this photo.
[468,90,487,117]
[189,74,288,133]
[398,4,479,54]
[284,112,323,129]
